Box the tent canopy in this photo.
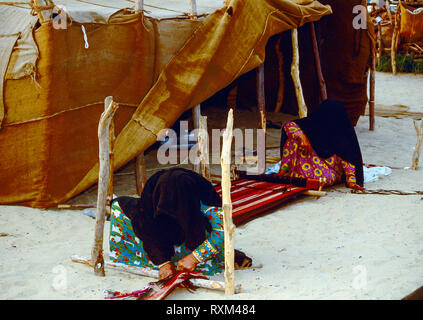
[0,0,332,208]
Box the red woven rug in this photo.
[214,179,308,226]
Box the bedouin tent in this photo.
[233,0,375,126]
[0,0,333,208]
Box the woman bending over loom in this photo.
[110,168,251,280]
[278,99,365,191]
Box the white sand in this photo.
[1,72,423,300]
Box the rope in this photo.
[0,1,32,9]
[30,0,54,12]
[76,0,187,14]
[3,101,138,127]
[0,1,31,4]
[124,0,187,14]
[335,189,423,196]
[75,0,122,10]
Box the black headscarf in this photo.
[280,99,364,186]
[114,168,222,265]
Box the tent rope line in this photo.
[0,1,32,9]
[76,0,192,15]
[0,1,31,5]
[2,101,138,127]
[125,0,196,15]
[132,117,159,138]
[75,0,124,10]
[334,189,423,196]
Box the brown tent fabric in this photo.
[308,0,375,125]
[0,0,332,208]
[399,2,423,43]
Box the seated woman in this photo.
[110,168,251,280]
[278,99,365,190]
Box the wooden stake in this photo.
[377,23,383,66]
[227,84,238,111]
[32,0,54,24]
[310,22,327,102]
[71,255,242,294]
[106,100,115,219]
[134,0,143,12]
[411,120,423,170]
[135,152,147,196]
[221,109,235,295]
[369,40,376,131]
[57,204,96,209]
[92,96,118,277]
[256,63,267,133]
[192,104,201,174]
[199,116,211,180]
[274,36,285,113]
[291,29,307,118]
[391,10,400,75]
[385,0,393,25]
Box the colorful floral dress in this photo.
[109,200,225,276]
[279,121,357,186]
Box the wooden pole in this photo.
[310,22,327,102]
[304,190,327,197]
[135,153,147,196]
[291,29,308,118]
[32,0,54,24]
[190,0,197,18]
[220,109,235,295]
[411,120,423,170]
[256,63,267,132]
[377,22,383,66]
[57,204,96,209]
[71,255,242,294]
[133,0,147,196]
[385,0,393,25]
[135,0,144,12]
[106,100,115,219]
[227,84,238,111]
[274,36,285,113]
[391,10,400,75]
[192,104,201,174]
[369,40,376,131]
[92,96,118,277]
[199,115,211,180]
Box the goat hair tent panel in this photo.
[0,0,332,208]
[399,2,423,43]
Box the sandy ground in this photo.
[1,71,423,300]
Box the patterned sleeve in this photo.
[340,159,357,185]
[284,121,303,139]
[191,205,224,264]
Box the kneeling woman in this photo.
[278,99,365,190]
[110,168,250,280]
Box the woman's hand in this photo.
[277,167,290,177]
[158,262,176,280]
[176,253,198,272]
[347,182,365,191]
[297,132,312,156]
